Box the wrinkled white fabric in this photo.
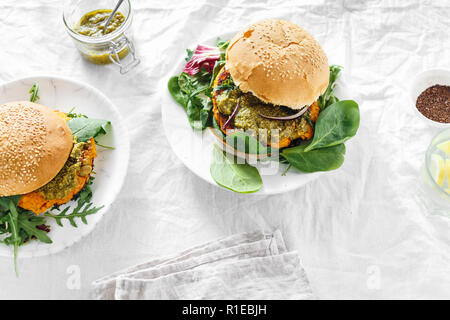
[115,253,314,300]
[91,230,287,299]
[92,230,315,300]
[1,0,450,299]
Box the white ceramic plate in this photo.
[410,69,450,127]
[0,76,130,258]
[162,32,329,195]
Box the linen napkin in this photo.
[91,230,315,300]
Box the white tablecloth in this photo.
[1,0,450,299]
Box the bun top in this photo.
[0,101,73,197]
[226,19,330,109]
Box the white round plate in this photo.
[162,32,329,195]
[0,76,130,258]
[409,69,450,127]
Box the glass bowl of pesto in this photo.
[63,0,140,74]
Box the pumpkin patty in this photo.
[18,138,97,215]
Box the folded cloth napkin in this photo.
[91,230,315,300]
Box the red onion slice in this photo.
[222,99,241,130]
[258,105,309,121]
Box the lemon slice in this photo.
[430,153,445,187]
[437,140,450,155]
[447,159,450,188]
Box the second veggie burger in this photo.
[212,19,330,148]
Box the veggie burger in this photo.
[212,19,330,149]
[0,101,97,214]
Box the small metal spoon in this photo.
[103,0,125,35]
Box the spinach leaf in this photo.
[304,100,359,152]
[168,76,188,108]
[210,145,262,193]
[281,143,346,173]
[68,118,111,142]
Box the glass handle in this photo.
[108,35,140,74]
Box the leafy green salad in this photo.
[168,39,360,194]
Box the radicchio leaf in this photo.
[182,44,221,76]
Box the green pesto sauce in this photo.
[75,9,126,37]
[38,141,87,201]
[215,89,309,143]
[74,9,129,64]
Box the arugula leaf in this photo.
[216,37,230,60]
[216,37,230,51]
[174,70,213,130]
[45,204,103,228]
[0,196,52,275]
[185,49,194,62]
[319,65,342,110]
[0,198,51,244]
[17,212,52,244]
[7,201,20,276]
[67,117,111,142]
[186,95,212,129]
[0,196,21,209]
[178,69,211,96]
[44,178,103,227]
[67,107,88,119]
[29,83,39,102]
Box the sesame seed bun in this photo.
[226,19,330,109]
[0,101,73,197]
